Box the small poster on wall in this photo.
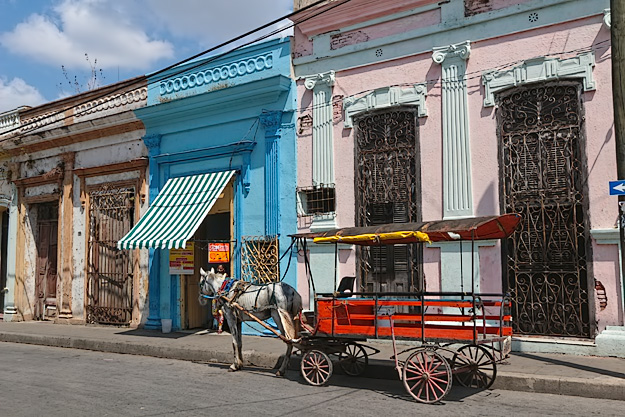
[169,242,195,275]
[209,242,230,263]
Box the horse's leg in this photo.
[271,309,293,377]
[223,308,242,371]
[234,318,244,369]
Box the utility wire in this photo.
[1,3,610,142]
[0,0,354,142]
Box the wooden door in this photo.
[35,203,58,320]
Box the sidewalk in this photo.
[1,321,624,401]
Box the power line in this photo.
[0,0,354,143]
[1,2,610,143]
[296,39,611,113]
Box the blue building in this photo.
[120,38,297,331]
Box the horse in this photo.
[199,267,302,376]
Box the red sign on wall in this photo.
[209,243,230,263]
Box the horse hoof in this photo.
[275,370,285,377]
[229,366,239,372]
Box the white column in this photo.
[304,71,335,186]
[433,41,473,219]
[3,185,18,319]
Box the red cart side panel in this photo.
[315,297,512,341]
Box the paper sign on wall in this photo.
[169,242,195,275]
[209,243,230,263]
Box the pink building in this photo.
[292,0,624,356]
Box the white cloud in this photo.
[0,77,46,113]
[0,0,174,71]
[139,0,294,48]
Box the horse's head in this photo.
[199,267,227,305]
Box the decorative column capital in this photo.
[259,110,283,138]
[143,134,162,157]
[432,41,471,64]
[604,9,611,28]
[304,71,335,90]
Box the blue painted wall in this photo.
[134,38,297,331]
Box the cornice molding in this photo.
[481,51,596,107]
[343,84,427,128]
[139,75,292,127]
[75,87,147,118]
[153,141,256,165]
[304,71,335,90]
[13,169,63,188]
[159,52,274,96]
[19,110,64,133]
[74,158,148,178]
[4,120,145,156]
[432,40,471,64]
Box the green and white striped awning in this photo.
[118,170,235,250]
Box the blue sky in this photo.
[0,0,293,113]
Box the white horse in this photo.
[199,268,302,376]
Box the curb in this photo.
[2,333,624,401]
[0,332,282,369]
[493,372,625,401]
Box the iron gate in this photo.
[87,186,135,324]
[354,109,421,292]
[498,82,591,337]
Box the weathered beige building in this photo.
[1,79,150,325]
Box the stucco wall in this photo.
[293,1,621,330]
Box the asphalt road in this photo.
[0,342,621,416]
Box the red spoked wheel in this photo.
[403,349,452,404]
[338,343,368,376]
[301,350,333,386]
[451,344,497,389]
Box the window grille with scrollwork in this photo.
[497,82,591,338]
[241,235,279,283]
[354,109,421,293]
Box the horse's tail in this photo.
[277,308,297,340]
[291,288,303,339]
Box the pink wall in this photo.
[295,12,622,329]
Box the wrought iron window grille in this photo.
[241,235,279,284]
[296,184,336,218]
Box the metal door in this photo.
[354,109,421,292]
[498,82,591,337]
[87,186,135,325]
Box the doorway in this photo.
[34,202,59,320]
[183,179,233,330]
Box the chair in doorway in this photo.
[336,276,356,295]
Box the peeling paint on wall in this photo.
[465,0,492,17]
[595,280,608,310]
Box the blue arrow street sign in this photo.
[610,180,625,195]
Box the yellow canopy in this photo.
[313,230,431,245]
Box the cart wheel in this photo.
[451,344,497,389]
[403,349,452,404]
[301,350,333,386]
[338,343,368,376]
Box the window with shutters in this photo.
[354,109,421,293]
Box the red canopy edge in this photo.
[289,214,521,245]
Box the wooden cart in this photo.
[290,214,520,403]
